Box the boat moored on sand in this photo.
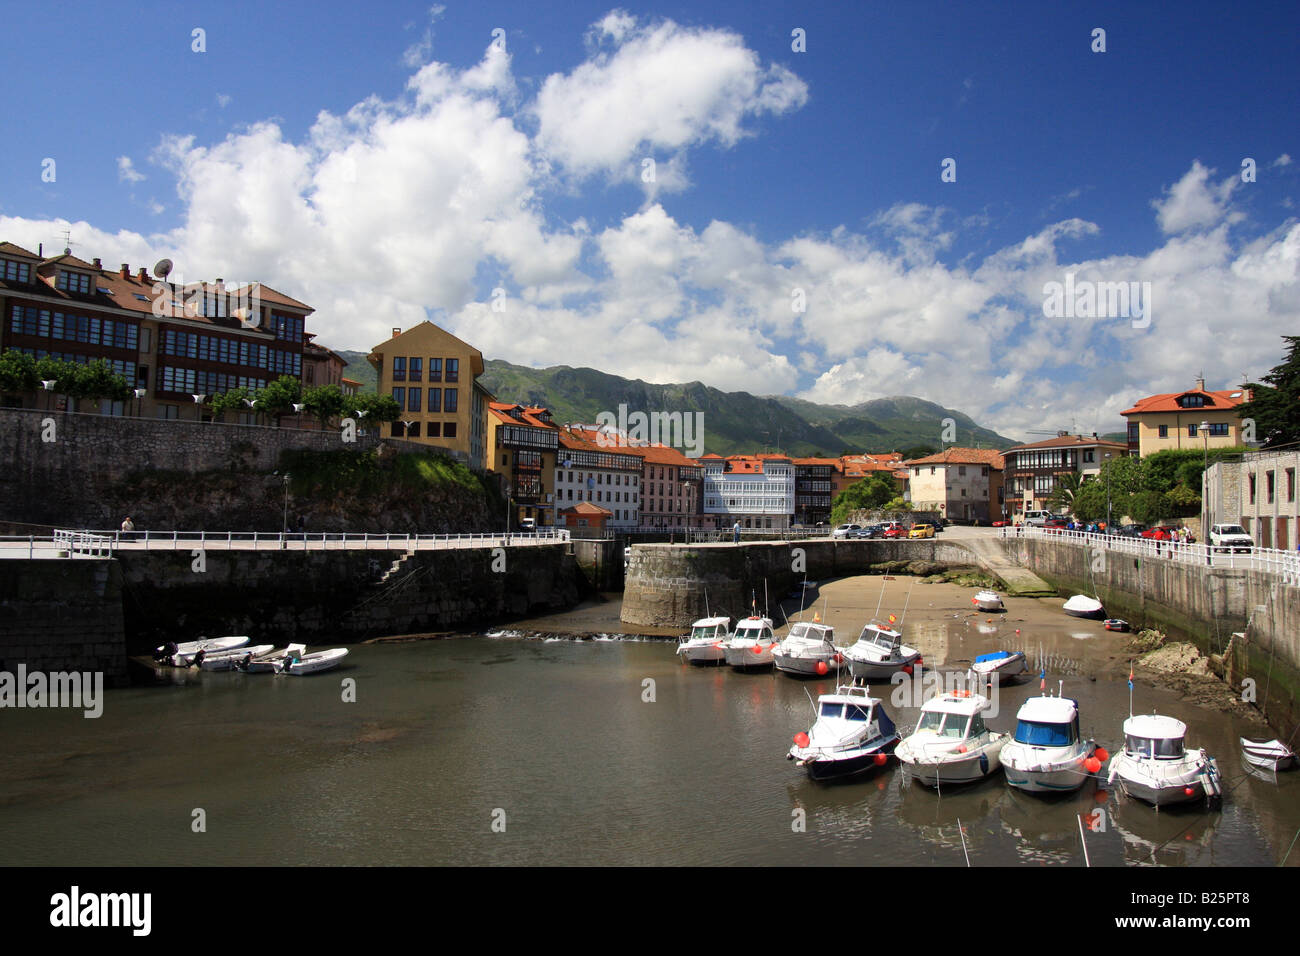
[1063,595,1104,619]
[773,621,842,677]
[970,650,1027,684]
[972,590,1004,612]
[1239,738,1297,773]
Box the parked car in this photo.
[832,524,862,539]
[915,517,944,534]
[856,525,883,539]
[1140,525,1179,541]
[992,520,1010,527]
[1114,523,1148,538]
[1024,510,1053,527]
[883,525,908,539]
[908,523,935,539]
[1042,517,1069,533]
[1209,523,1254,553]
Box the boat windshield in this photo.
[1015,719,1078,747]
[917,711,968,738]
[845,704,873,721]
[1126,734,1184,758]
[820,702,842,718]
[690,626,718,640]
[860,628,896,649]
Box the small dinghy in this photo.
[280,647,349,675]
[787,685,900,781]
[970,650,1027,684]
[154,636,249,666]
[237,644,307,673]
[198,644,275,671]
[972,589,1004,612]
[773,621,842,677]
[1103,619,1130,632]
[1063,595,1104,619]
[1107,714,1222,808]
[895,690,1007,788]
[676,616,731,666]
[1239,738,1297,772]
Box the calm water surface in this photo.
[1,592,1297,866]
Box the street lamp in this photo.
[1201,420,1210,530]
[133,387,146,418]
[192,393,206,422]
[41,379,56,411]
[504,482,512,539]
[1104,452,1113,530]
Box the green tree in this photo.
[900,444,936,460]
[1164,484,1201,516]
[1128,489,1172,524]
[303,384,347,430]
[0,350,39,394]
[1070,481,1108,523]
[254,375,303,426]
[830,473,897,524]
[209,387,253,422]
[352,391,401,425]
[74,359,133,408]
[1046,472,1086,513]
[883,496,911,512]
[1238,335,1300,447]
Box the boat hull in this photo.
[1002,749,1093,794]
[285,649,348,675]
[724,645,775,669]
[971,654,1027,684]
[1109,753,1220,807]
[845,653,919,682]
[897,738,1005,787]
[774,654,842,677]
[678,643,726,665]
[790,737,899,781]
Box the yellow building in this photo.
[367,321,487,467]
[486,403,561,527]
[1121,378,1252,458]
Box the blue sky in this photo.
[2,1,1297,439]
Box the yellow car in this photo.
[908,523,935,539]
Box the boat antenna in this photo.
[872,577,887,621]
[765,579,770,619]
[797,573,808,621]
[898,579,915,628]
[705,588,710,620]
[803,686,819,719]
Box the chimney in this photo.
[120,263,130,278]
[138,267,149,282]
[92,257,102,270]
[392,327,401,338]
[1196,376,1206,391]
[215,278,225,294]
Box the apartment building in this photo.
[367,321,487,467]
[700,453,795,529]
[487,402,560,527]
[566,423,701,529]
[1204,450,1300,550]
[793,458,836,525]
[1122,378,1252,457]
[554,426,644,528]
[905,448,1005,523]
[1001,433,1128,518]
[1,242,316,421]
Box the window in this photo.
[408,387,421,412]
[1288,469,1295,503]
[1084,450,1094,463]
[57,271,91,294]
[140,328,151,353]
[1179,394,1206,408]
[157,404,179,420]
[393,357,406,382]
[446,358,459,382]
[958,466,967,476]
[408,357,422,382]
[1249,474,1256,504]
[408,422,421,438]
[428,422,441,437]
[428,388,441,413]
[444,422,457,438]
[392,387,405,407]
[1,259,31,282]
[1267,471,1275,504]
[1188,424,1199,437]
[429,358,442,382]
[1209,423,1229,437]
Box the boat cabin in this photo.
[913,692,989,740]
[855,623,902,650]
[688,617,730,641]
[814,688,896,735]
[1012,697,1081,747]
[787,621,834,644]
[733,617,775,642]
[1122,714,1187,759]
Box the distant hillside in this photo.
[473,360,1020,456]
[339,350,377,392]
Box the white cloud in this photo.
[117,156,145,184]
[402,4,447,68]
[1151,160,1239,234]
[216,93,231,109]
[1273,154,1292,168]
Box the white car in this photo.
[832,524,862,539]
[1209,523,1254,553]
[1024,510,1053,527]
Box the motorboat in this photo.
[1239,738,1297,772]
[153,635,249,666]
[1063,595,1104,619]
[773,621,842,677]
[1107,714,1222,808]
[281,647,349,675]
[675,616,731,666]
[895,690,1007,787]
[1001,692,1100,794]
[787,685,900,781]
[1103,619,1130,632]
[722,615,778,669]
[970,650,1027,684]
[841,622,921,681]
[972,589,1004,612]
[197,644,274,671]
[236,644,307,674]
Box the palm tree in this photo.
[1046,472,1086,515]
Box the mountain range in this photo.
[338,350,1022,456]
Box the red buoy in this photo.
[1094,747,1109,763]
[794,732,810,748]
[874,753,887,766]
[751,643,763,654]
[903,665,913,675]
[1084,757,1102,774]
[816,661,829,675]
[1184,786,1195,796]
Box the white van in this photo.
[1024,510,1053,527]
[519,517,536,531]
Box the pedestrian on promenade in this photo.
[733,521,741,544]
[121,516,134,541]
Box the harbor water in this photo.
[1,576,1297,866]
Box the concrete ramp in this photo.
[959,536,1057,597]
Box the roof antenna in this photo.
[60,228,73,255]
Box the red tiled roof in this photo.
[564,425,701,469]
[40,251,100,270]
[1002,434,1128,453]
[0,241,41,259]
[489,401,558,430]
[905,447,1006,469]
[1121,387,1249,416]
[560,502,612,516]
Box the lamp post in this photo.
[504,482,512,540]
[192,393,206,422]
[1201,419,1210,531]
[133,387,146,418]
[41,379,56,411]
[1104,452,1112,531]
[279,472,291,548]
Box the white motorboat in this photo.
[1063,595,1104,619]
[723,616,778,669]
[197,644,275,671]
[773,621,842,677]
[1239,738,1297,772]
[787,685,900,781]
[972,589,1004,612]
[237,644,307,674]
[970,650,1027,683]
[842,622,921,681]
[281,647,349,675]
[1001,692,1099,794]
[154,635,249,666]
[895,690,1007,787]
[1107,714,1222,808]
[676,616,731,665]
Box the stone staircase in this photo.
[378,549,416,585]
[957,537,1058,597]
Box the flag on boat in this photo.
[813,612,821,623]
[1128,662,1133,690]
[1040,668,1046,692]
[888,614,897,624]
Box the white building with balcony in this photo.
[700,454,796,529]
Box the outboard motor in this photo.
[191,649,206,669]
[153,641,178,663]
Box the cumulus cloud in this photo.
[117,156,145,184]
[1151,160,1240,234]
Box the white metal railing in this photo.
[2,528,570,558]
[999,524,1300,587]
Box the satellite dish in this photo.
[154,258,173,279]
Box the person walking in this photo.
[733,521,741,545]
[121,516,135,541]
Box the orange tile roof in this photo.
[1002,434,1128,453]
[0,241,41,259]
[793,457,840,467]
[489,401,558,430]
[905,447,1006,469]
[565,425,701,469]
[40,251,100,270]
[1121,387,1249,416]
[560,501,613,516]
